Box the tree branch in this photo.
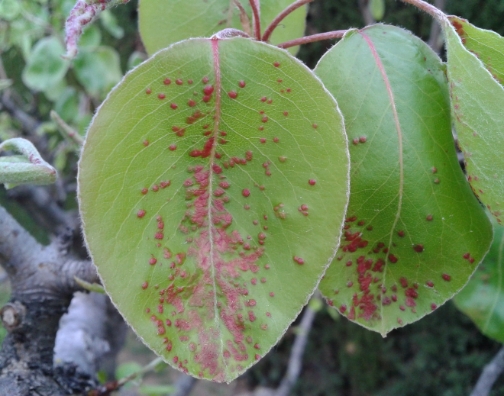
[470,347,504,396]
[0,205,103,395]
[274,298,318,396]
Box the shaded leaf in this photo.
[444,17,504,224]
[138,0,307,55]
[78,37,349,381]
[0,138,58,188]
[369,0,385,21]
[22,36,69,92]
[315,25,492,335]
[454,219,504,343]
[73,46,122,99]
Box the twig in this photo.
[470,347,504,396]
[249,0,261,41]
[274,297,318,396]
[427,0,446,53]
[233,0,252,36]
[172,374,198,396]
[399,0,447,22]
[277,30,347,49]
[262,0,314,43]
[50,110,84,147]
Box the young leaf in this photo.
[314,25,492,336]
[454,219,504,343]
[138,0,307,55]
[78,36,349,382]
[0,138,58,188]
[444,17,504,225]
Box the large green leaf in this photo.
[314,25,492,335]
[455,219,504,343]
[138,0,307,55]
[78,37,349,382]
[444,17,504,225]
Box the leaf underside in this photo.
[455,219,504,343]
[315,25,492,336]
[445,16,504,225]
[138,0,307,55]
[78,37,349,382]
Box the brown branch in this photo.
[399,0,447,22]
[0,205,103,395]
[262,0,314,43]
[249,0,261,40]
[277,30,347,49]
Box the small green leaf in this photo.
[315,25,492,335]
[79,36,349,382]
[22,36,69,92]
[73,46,122,98]
[369,0,385,21]
[0,0,21,21]
[0,138,58,188]
[455,219,504,343]
[138,0,307,55]
[444,17,504,225]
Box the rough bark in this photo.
[0,205,109,396]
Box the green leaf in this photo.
[99,9,124,39]
[444,17,504,225]
[369,0,385,21]
[0,138,58,188]
[454,219,504,343]
[138,0,307,55]
[138,385,176,396]
[78,36,349,382]
[314,25,492,336]
[73,46,122,99]
[0,0,21,21]
[22,36,69,92]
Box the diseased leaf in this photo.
[78,37,349,382]
[0,138,58,188]
[138,0,307,55]
[315,25,492,335]
[444,16,504,224]
[455,219,504,343]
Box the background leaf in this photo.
[444,17,504,225]
[73,46,122,99]
[315,25,492,335]
[454,219,504,343]
[138,0,307,55]
[22,36,69,92]
[78,37,349,382]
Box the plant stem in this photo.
[116,356,164,388]
[399,0,447,22]
[262,0,314,43]
[277,30,347,49]
[249,0,261,41]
